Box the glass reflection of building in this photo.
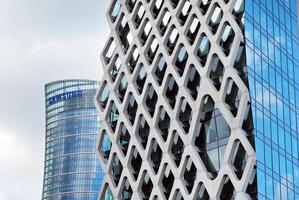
[245,0,299,199]
[42,80,103,200]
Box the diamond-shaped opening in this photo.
[174,44,189,76]
[120,178,133,200]
[170,0,179,9]
[186,65,200,100]
[151,0,164,18]
[166,25,179,55]
[157,106,170,141]
[106,101,119,133]
[154,54,167,85]
[98,130,112,163]
[170,131,184,167]
[125,93,138,125]
[109,54,121,82]
[146,37,159,64]
[219,176,236,200]
[242,104,254,137]
[102,183,113,199]
[174,189,184,200]
[109,0,122,22]
[220,22,235,56]
[129,146,142,180]
[145,84,158,117]
[141,171,153,200]
[246,167,257,199]
[150,139,163,174]
[208,4,223,34]
[195,95,230,179]
[111,154,123,186]
[233,43,247,77]
[117,123,131,156]
[140,19,152,45]
[199,0,211,15]
[127,45,140,73]
[103,38,116,64]
[209,54,224,91]
[98,81,110,109]
[137,115,150,149]
[134,64,147,94]
[116,74,128,102]
[197,34,210,67]
[161,164,174,199]
[194,183,210,200]
[165,75,179,109]
[126,0,137,13]
[158,8,171,36]
[118,14,133,53]
[186,14,201,45]
[231,139,248,180]
[178,98,192,133]
[233,0,245,23]
[133,3,145,28]
[224,78,241,117]
[178,0,191,26]
[182,156,197,194]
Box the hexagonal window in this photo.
[140,19,152,45]
[178,98,192,133]
[109,54,121,82]
[199,0,211,15]
[224,78,241,117]
[151,0,164,19]
[209,54,224,91]
[231,140,248,179]
[146,37,159,64]
[233,44,246,77]
[194,183,210,200]
[125,93,138,125]
[118,14,133,53]
[127,45,140,73]
[141,171,153,199]
[97,81,110,110]
[154,54,167,86]
[117,123,131,156]
[111,154,123,186]
[137,115,150,149]
[120,178,133,200]
[98,130,112,162]
[233,0,245,22]
[126,0,137,13]
[150,139,163,174]
[134,64,147,94]
[130,146,142,180]
[157,106,170,141]
[109,0,122,22]
[116,74,128,102]
[134,3,145,28]
[158,8,171,36]
[178,0,191,25]
[219,176,236,200]
[220,22,235,56]
[186,65,200,100]
[186,14,201,45]
[165,75,179,109]
[197,34,210,67]
[174,44,188,77]
[208,4,223,34]
[170,131,184,167]
[145,84,158,117]
[194,96,230,179]
[166,25,179,55]
[106,101,119,133]
[182,156,197,194]
[161,164,174,199]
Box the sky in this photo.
[0,0,110,199]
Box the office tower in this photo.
[42,80,103,200]
[96,0,299,199]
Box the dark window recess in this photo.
[126,93,138,125]
[175,45,189,76]
[162,164,174,199]
[197,35,210,67]
[158,9,171,36]
[224,78,241,117]
[165,75,179,109]
[141,171,153,200]
[220,23,235,56]
[145,84,158,117]
[154,55,167,85]
[152,0,164,18]
[183,157,197,194]
[208,5,223,34]
[179,0,192,25]
[121,178,133,200]
[187,15,200,45]
[107,101,119,133]
[179,98,192,133]
[171,131,184,167]
[118,123,131,156]
[111,155,123,186]
[117,75,128,102]
[199,0,211,15]
[209,54,224,91]
[135,65,147,94]
[130,147,142,180]
[158,107,171,141]
[166,26,179,55]
[220,177,236,200]
[137,116,150,149]
[186,65,200,100]
[150,140,163,174]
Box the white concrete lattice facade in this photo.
[95,0,257,199]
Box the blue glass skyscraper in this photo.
[42,79,103,200]
[245,0,299,199]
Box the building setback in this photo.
[96,0,299,199]
[42,80,103,200]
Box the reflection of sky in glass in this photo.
[245,0,299,199]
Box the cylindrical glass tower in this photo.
[42,79,103,200]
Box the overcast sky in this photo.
[0,0,110,199]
